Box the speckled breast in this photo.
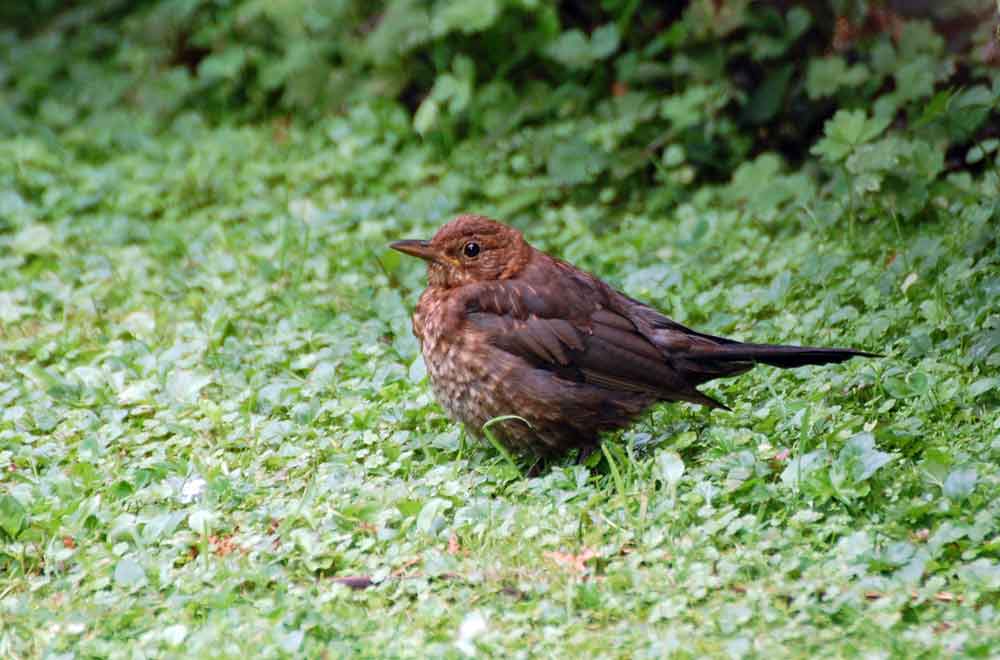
[413,288,536,452]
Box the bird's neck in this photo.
[499,243,534,280]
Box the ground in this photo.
[1,83,999,660]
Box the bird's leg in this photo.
[576,445,597,465]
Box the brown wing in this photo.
[620,294,875,379]
[617,296,755,387]
[462,280,726,408]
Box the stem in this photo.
[482,415,530,477]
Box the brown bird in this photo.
[391,215,875,460]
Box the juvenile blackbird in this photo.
[391,215,875,459]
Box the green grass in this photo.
[2,102,999,657]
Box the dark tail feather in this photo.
[685,389,732,411]
[694,344,880,369]
[678,344,879,402]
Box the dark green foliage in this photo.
[3,1,997,216]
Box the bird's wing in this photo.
[615,296,755,385]
[462,279,724,407]
[620,294,876,380]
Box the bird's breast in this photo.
[411,286,515,432]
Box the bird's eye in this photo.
[463,241,481,259]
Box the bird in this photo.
[390,214,876,460]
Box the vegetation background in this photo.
[2,0,999,656]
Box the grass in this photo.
[1,101,999,657]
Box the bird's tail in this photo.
[675,343,878,410]
[689,343,878,369]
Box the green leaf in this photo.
[431,0,500,35]
[845,433,894,482]
[655,451,685,486]
[290,528,321,557]
[744,63,793,124]
[830,433,893,501]
[416,497,452,535]
[590,23,621,60]
[806,56,869,100]
[811,110,891,163]
[893,55,936,103]
[413,98,440,135]
[546,138,608,185]
[197,48,247,81]
[780,449,829,490]
[969,377,999,397]
[114,558,147,589]
[188,509,216,535]
[943,468,977,501]
[786,7,812,40]
[11,224,54,254]
[0,495,26,539]
[662,144,685,167]
[544,24,619,69]
[396,499,423,518]
[967,144,985,164]
[544,30,593,69]
[166,369,212,405]
[913,88,956,128]
[958,558,1000,590]
[661,84,726,130]
[366,1,433,64]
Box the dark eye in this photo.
[463,241,481,258]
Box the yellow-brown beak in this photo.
[390,239,438,262]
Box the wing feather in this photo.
[462,280,711,403]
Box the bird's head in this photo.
[390,215,531,288]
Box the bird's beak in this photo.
[390,239,438,262]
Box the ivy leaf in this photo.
[780,449,829,490]
[656,451,685,487]
[0,494,27,540]
[166,369,212,405]
[416,497,452,535]
[830,433,893,501]
[943,468,977,501]
[114,558,147,590]
[844,433,894,482]
[969,377,999,398]
[970,328,1000,362]
[958,558,1000,590]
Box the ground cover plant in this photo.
[2,0,1000,656]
